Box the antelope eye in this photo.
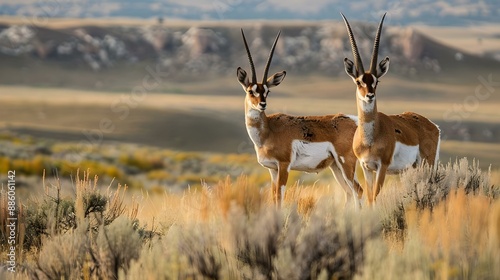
[356,80,361,86]
[248,90,253,95]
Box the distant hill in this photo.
[0,1,499,26]
[0,20,498,90]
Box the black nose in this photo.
[259,102,266,109]
[367,93,375,100]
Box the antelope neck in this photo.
[245,102,269,146]
[356,98,378,145]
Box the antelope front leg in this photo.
[276,163,289,207]
[268,168,278,202]
[361,165,374,205]
[373,164,388,202]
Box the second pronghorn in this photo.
[341,13,441,204]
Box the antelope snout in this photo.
[366,93,375,100]
[258,102,267,110]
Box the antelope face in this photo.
[344,57,389,105]
[354,73,378,103]
[341,12,390,108]
[237,67,286,112]
[247,83,269,111]
[237,29,286,112]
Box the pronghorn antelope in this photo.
[237,29,362,207]
[341,13,441,204]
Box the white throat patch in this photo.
[357,88,375,112]
[246,124,262,147]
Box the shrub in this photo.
[119,151,164,172]
[230,206,282,279]
[380,159,500,237]
[34,227,88,280]
[95,217,142,279]
[275,202,380,280]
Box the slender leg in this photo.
[342,159,363,208]
[373,164,388,202]
[353,168,363,199]
[329,165,351,206]
[330,164,360,209]
[269,168,278,188]
[361,165,374,205]
[276,163,289,207]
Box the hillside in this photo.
[0,19,499,169]
[0,19,499,90]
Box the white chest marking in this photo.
[361,121,374,145]
[388,142,419,172]
[289,140,335,172]
[246,126,262,147]
[257,155,278,169]
[246,108,263,147]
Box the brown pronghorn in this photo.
[341,13,441,204]
[237,29,363,207]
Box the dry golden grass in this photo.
[2,159,500,279]
[403,191,500,279]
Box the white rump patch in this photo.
[429,119,441,168]
[388,142,419,172]
[289,140,335,172]
[347,115,358,125]
[434,133,441,167]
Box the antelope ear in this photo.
[266,71,286,88]
[344,58,357,81]
[377,57,390,78]
[237,67,249,88]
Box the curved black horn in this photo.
[241,29,257,84]
[340,13,364,74]
[262,30,281,84]
[369,12,387,74]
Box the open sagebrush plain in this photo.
[0,18,500,279]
